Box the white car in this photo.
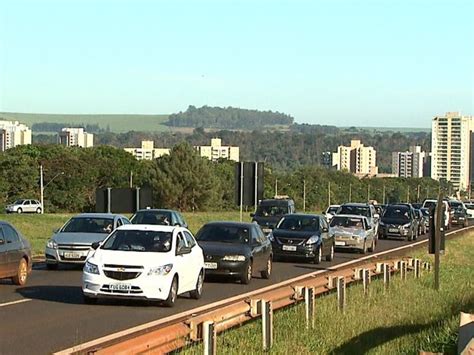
[5,199,43,214]
[464,201,474,219]
[82,224,205,307]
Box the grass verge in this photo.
[1,211,244,256]
[178,232,474,354]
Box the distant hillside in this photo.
[0,112,169,133]
[166,105,294,129]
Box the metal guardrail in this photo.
[61,256,429,355]
[54,225,474,355]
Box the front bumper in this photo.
[334,237,365,251]
[45,246,91,265]
[271,242,318,259]
[82,271,173,301]
[451,217,466,225]
[379,226,410,239]
[204,259,248,277]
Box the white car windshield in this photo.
[102,230,173,252]
[330,216,364,228]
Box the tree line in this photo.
[166,105,294,129]
[0,143,442,213]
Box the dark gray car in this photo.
[44,213,130,269]
[0,221,32,285]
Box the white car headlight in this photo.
[148,264,173,276]
[222,255,246,262]
[84,261,99,275]
[403,223,411,229]
[46,239,58,249]
[306,235,320,245]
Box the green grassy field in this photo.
[1,211,245,256]
[0,112,170,133]
[179,232,474,354]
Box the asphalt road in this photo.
[0,230,440,354]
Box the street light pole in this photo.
[40,165,44,214]
[303,179,306,212]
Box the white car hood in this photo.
[89,249,174,268]
[330,226,366,237]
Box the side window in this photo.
[183,231,196,248]
[178,213,186,226]
[121,218,131,225]
[251,227,260,244]
[254,226,265,243]
[116,219,123,227]
[0,227,5,244]
[176,232,187,252]
[24,200,31,205]
[3,224,20,243]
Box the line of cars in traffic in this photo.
[1,196,472,307]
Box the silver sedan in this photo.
[329,214,377,254]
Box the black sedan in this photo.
[451,206,469,227]
[195,222,272,284]
[270,214,335,264]
[130,209,188,227]
[0,221,32,285]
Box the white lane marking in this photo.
[0,299,32,308]
[55,225,473,354]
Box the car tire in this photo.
[46,263,58,270]
[190,270,204,299]
[12,258,28,286]
[36,207,42,214]
[83,294,98,304]
[261,257,272,279]
[314,246,322,264]
[325,244,334,262]
[360,241,367,254]
[17,208,22,214]
[368,239,376,253]
[240,261,253,284]
[163,276,178,307]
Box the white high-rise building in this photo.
[58,128,94,148]
[392,146,426,178]
[431,112,474,191]
[124,140,170,160]
[196,138,239,162]
[0,120,32,151]
[332,139,378,176]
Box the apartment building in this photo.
[332,139,378,175]
[431,112,474,191]
[124,140,170,160]
[392,146,426,178]
[0,120,32,151]
[58,128,94,148]
[196,138,239,162]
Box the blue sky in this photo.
[0,0,472,127]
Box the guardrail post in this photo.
[376,262,384,274]
[337,276,346,312]
[262,300,273,351]
[414,259,421,278]
[400,261,407,281]
[383,263,390,290]
[328,276,337,289]
[305,287,315,329]
[423,262,431,272]
[203,321,216,355]
[362,269,370,296]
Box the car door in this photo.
[175,231,193,292]
[364,219,373,243]
[250,226,265,271]
[3,224,22,275]
[183,230,203,284]
[319,217,330,255]
[0,226,8,278]
[255,226,271,262]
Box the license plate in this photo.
[389,228,399,233]
[204,262,218,269]
[64,252,82,259]
[109,284,131,291]
[282,245,297,251]
[335,241,346,246]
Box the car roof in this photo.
[281,213,322,218]
[340,203,370,207]
[117,224,179,232]
[74,213,124,219]
[134,209,177,213]
[203,221,255,228]
[332,214,368,220]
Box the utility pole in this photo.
[349,183,352,203]
[434,193,443,291]
[328,182,331,207]
[407,187,410,203]
[367,184,370,202]
[240,162,244,222]
[274,178,278,197]
[417,184,420,202]
[303,179,306,212]
[40,165,44,214]
[382,185,386,205]
[130,171,133,188]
